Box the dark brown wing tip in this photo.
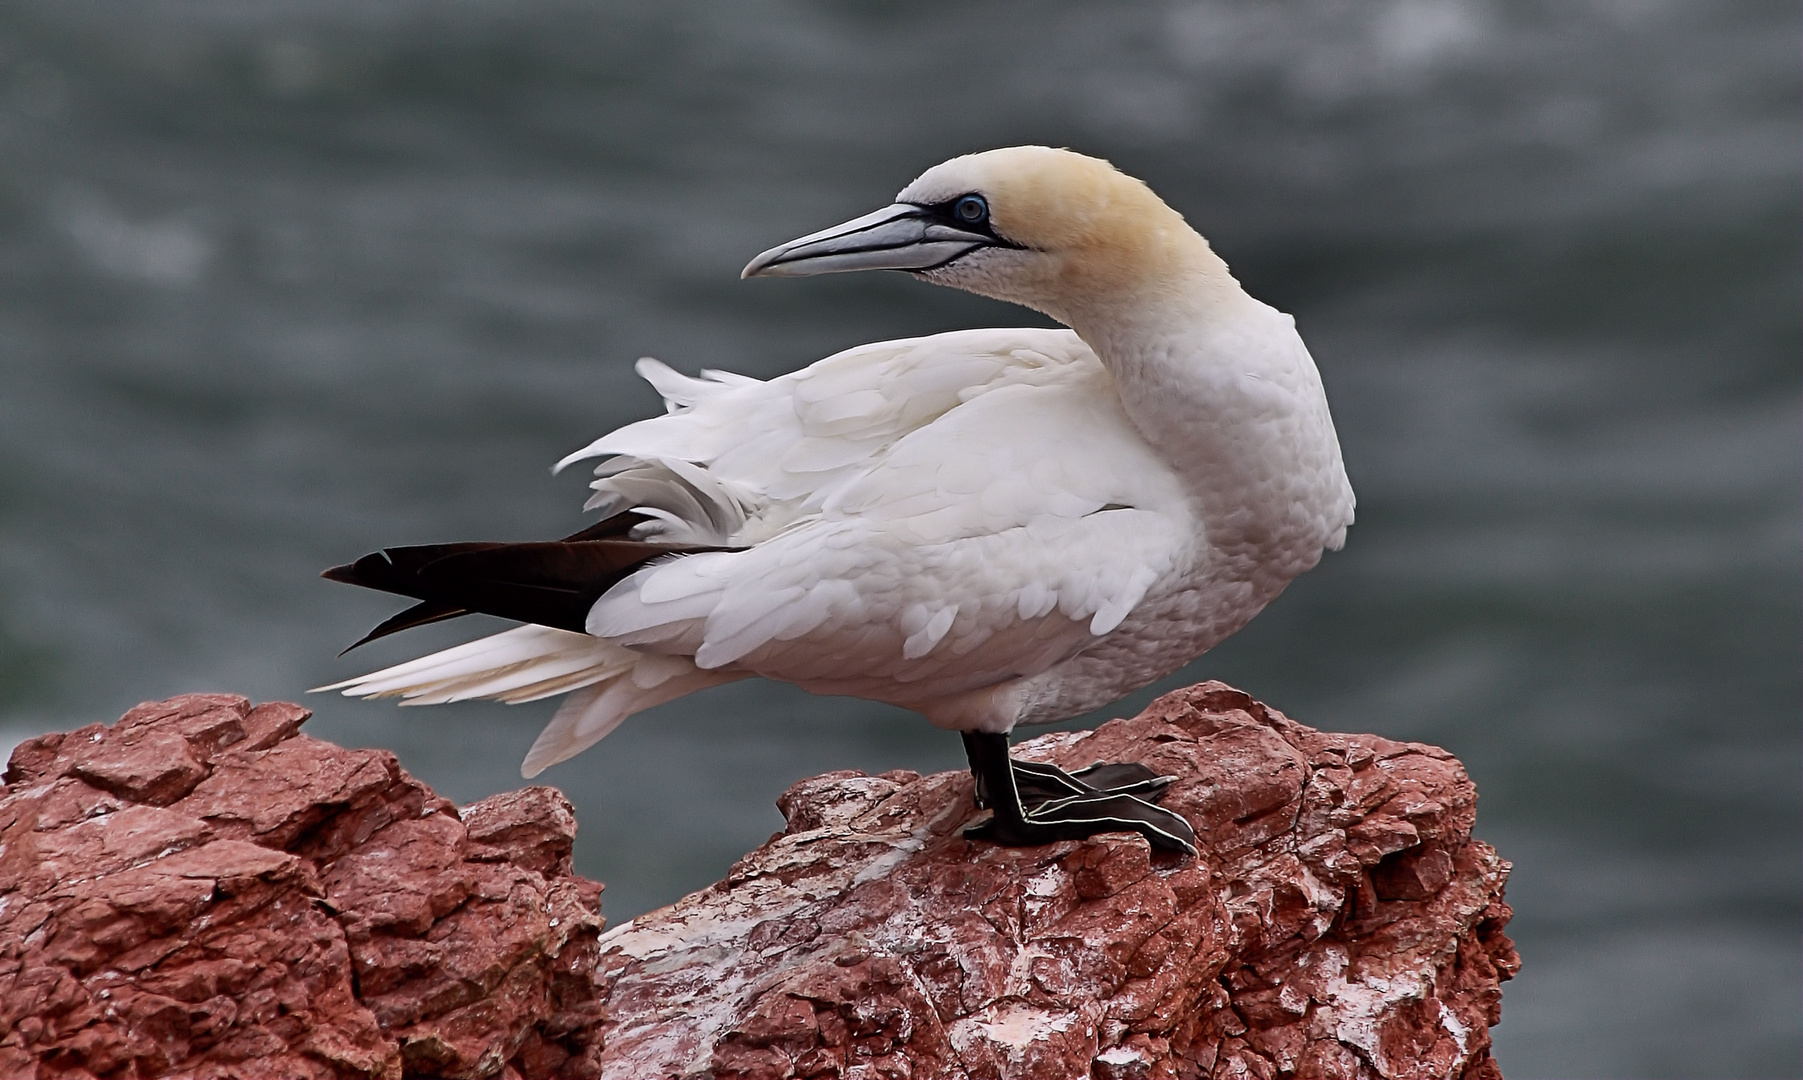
[337,599,470,655]
[321,550,400,588]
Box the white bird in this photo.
[318,147,1354,854]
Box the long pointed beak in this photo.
[741,203,995,279]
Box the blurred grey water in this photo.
[0,2,1796,1075]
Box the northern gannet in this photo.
[319,147,1354,855]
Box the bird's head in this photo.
[742,146,1225,329]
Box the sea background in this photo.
[0,2,1796,1074]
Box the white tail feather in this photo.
[520,663,741,777]
[314,624,743,777]
[313,625,629,704]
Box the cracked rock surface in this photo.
[0,694,605,1079]
[0,682,1515,1079]
[591,682,1517,1080]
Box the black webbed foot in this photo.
[960,732,1197,856]
[1069,760,1175,796]
[1008,758,1175,807]
[963,790,1198,854]
[970,754,1174,809]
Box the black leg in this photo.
[960,731,1197,855]
[960,730,1022,821]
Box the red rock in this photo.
[0,693,606,1080]
[113,694,253,757]
[461,786,581,877]
[71,730,209,807]
[0,682,1515,1079]
[588,682,1517,1080]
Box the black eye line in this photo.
[907,195,1026,250]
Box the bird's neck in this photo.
[1058,243,1283,475]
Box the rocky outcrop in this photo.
[0,683,1515,1079]
[0,694,605,1079]
[590,682,1517,1080]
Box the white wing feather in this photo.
[585,329,1193,701]
[328,327,1190,761]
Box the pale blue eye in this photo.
[953,195,988,225]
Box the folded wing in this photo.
[584,332,1195,704]
[323,326,1194,763]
